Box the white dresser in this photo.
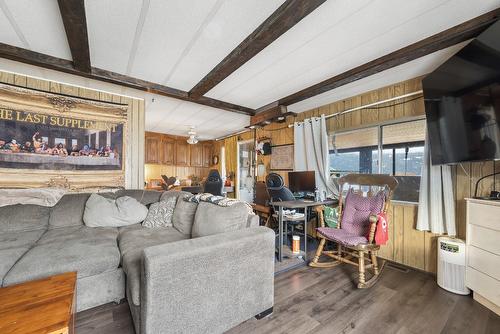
[465,198,500,316]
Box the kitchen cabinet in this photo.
[175,140,190,166]
[145,134,160,163]
[161,137,175,165]
[190,144,203,167]
[202,143,212,167]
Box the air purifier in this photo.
[437,237,470,295]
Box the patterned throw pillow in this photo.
[142,196,177,228]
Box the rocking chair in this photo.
[309,174,398,288]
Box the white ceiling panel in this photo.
[206,0,500,109]
[129,0,219,84]
[2,0,71,59]
[0,6,24,48]
[85,0,143,74]
[288,42,469,114]
[144,95,250,139]
[164,0,285,91]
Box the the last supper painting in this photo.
[0,83,127,171]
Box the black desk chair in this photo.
[266,173,306,246]
[204,169,223,196]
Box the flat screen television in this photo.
[288,171,316,193]
[423,20,500,165]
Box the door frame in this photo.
[236,139,255,201]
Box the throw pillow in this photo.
[83,193,148,227]
[172,196,198,235]
[191,201,249,238]
[142,197,177,228]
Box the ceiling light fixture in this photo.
[186,127,199,145]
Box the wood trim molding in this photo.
[0,43,255,115]
[188,0,327,98]
[57,0,91,73]
[270,8,500,108]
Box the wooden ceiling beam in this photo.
[57,0,91,73]
[270,8,500,108]
[188,0,327,98]
[0,43,254,115]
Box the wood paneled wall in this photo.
[222,76,497,274]
[0,70,145,189]
[144,164,211,182]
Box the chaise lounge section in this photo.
[0,189,275,334]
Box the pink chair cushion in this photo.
[341,189,385,238]
[317,227,368,246]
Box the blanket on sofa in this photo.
[184,193,254,214]
[0,188,66,207]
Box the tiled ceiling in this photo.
[0,0,499,139]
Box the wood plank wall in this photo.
[0,70,145,189]
[222,76,497,274]
[144,164,211,181]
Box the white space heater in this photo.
[437,237,470,295]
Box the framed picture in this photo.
[0,83,127,172]
[270,144,294,170]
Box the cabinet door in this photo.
[176,140,189,166]
[202,143,212,167]
[145,135,159,163]
[190,144,203,167]
[161,137,175,165]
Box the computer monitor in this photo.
[288,171,316,193]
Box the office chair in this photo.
[265,173,305,247]
[204,169,223,196]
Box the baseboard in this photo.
[473,292,500,316]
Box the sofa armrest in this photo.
[141,226,275,334]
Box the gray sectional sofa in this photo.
[0,189,275,334]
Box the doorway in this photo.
[236,140,255,202]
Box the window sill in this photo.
[391,200,418,206]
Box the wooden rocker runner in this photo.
[309,174,398,288]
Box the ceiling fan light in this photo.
[187,136,198,144]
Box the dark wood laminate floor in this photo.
[76,264,500,334]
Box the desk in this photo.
[270,199,337,264]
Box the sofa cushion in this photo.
[159,190,191,202]
[0,230,45,250]
[83,194,148,227]
[49,193,90,229]
[191,202,249,238]
[36,225,118,245]
[118,227,188,306]
[172,197,198,236]
[3,226,120,286]
[0,204,50,232]
[117,189,162,206]
[142,197,176,228]
[0,248,30,286]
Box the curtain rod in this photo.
[214,90,424,140]
[287,90,423,128]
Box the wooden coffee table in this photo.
[0,272,77,334]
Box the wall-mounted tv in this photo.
[423,20,500,165]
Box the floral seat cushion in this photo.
[317,227,368,246]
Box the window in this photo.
[329,119,426,202]
[330,127,378,175]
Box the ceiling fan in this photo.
[186,126,198,145]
